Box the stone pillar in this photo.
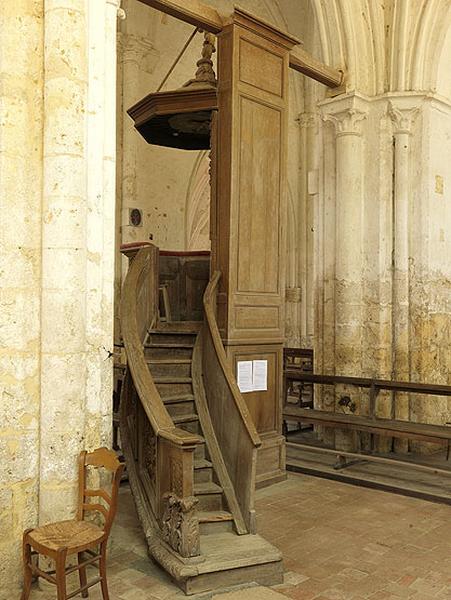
[298,111,320,349]
[0,1,44,592]
[39,0,90,525]
[322,94,368,450]
[285,287,302,347]
[388,100,419,452]
[39,0,120,524]
[84,0,123,448]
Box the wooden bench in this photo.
[283,371,451,466]
[283,406,451,449]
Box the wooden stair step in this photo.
[150,328,199,335]
[145,343,194,349]
[197,511,233,523]
[194,482,223,495]
[163,394,195,405]
[153,377,192,384]
[194,459,212,470]
[146,358,192,364]
[198,511,235,533]
[153,321,201,334]
[173,414,199,425]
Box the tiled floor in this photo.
[30,473,451,599]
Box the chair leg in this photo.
[55,547,68,600]
[99,541,109,600]
[21,530,33,600]
[78,552,88,598]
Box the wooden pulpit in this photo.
[211,8,298,486]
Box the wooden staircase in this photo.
[119,246,282,595]
[145,325,235,536]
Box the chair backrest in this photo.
[77,447,125,537]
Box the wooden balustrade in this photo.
[201,271,261,533]
[119,246,203,557]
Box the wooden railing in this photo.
[120,245,203,558]
[201,270,261,533]
[283,371,451,475]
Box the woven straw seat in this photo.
[21,448,124,600]
[28,520,105,554]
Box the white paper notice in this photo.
[237,361,253,393]
[252,360,268,391]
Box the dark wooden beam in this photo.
[137,0,224,33]
[137,0,344,88]
[289,47,343,88]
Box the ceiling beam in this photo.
[137,0,344,88]
[290,47,343,88]
[137,0,224,33]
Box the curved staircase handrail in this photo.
[121,245,202,446]
[203,270,261,448]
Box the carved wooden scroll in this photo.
[161,493,200,558]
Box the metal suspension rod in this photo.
[156,27,199,92]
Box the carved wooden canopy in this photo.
[127,87,217,150]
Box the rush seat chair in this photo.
[21,448,125,600]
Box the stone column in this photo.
[322,94,368,450]
[0,1,44,592]
[39,0,89,525]
[388,100,419,452]
[39,0,120,524]
[298,111,320,349]
[84,0,123,448]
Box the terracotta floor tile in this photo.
[21,475,451,600]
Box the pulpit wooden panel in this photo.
[212,8,297,486]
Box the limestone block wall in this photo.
[0,0,120,594]
[0,0,43,588]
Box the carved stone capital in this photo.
[323,108,367,137]
[319,92,370,138]
[388,101,419,135]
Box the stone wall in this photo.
[1,0,451,594]
[0,0,120,594]
[0,0,43,589]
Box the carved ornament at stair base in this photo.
[161,493,201,558]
